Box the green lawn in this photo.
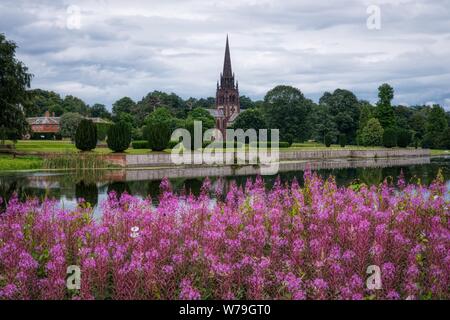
[0,154,44,171]
[3,140,445,155]
[430,149,450,156]
[9,140,160,155]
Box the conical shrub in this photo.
[107,121,131,152]
[75,119,97,151]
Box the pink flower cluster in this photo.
[0,171,448,300]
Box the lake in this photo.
[1,156,449,216]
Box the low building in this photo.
[26,111,110,139]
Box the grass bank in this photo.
[0,155,44,171]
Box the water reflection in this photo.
[0,156,449,215]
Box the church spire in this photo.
[222,35,233,78]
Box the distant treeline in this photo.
[24,84,450,149]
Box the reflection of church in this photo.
[207,36,240,138]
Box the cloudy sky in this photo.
[1,0,450,109]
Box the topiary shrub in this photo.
[324,133,334,147]
[339,134,347,148]
[143,121,171,151]
[107,121,132,152]
[75,119,97,151]
[397,129,412,148]
[383,128,397,148]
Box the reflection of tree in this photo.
[107,181,130,198]
[75,181,98,207]
[182,178,203,196]
[355,168,384,186]
[146,180,162,200]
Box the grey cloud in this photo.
[1,0,449,110]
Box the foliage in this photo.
[397,129,412,148]
[60,112,83,140]
[0,155,43,170]
[423,105,448,149]
[383,128,398,148]
[319,89,360,143]
[263,85,312,142]
[96,122,111,142]
[376,83,396,129]
[310,104,338,144]
[360,118,384,146]
[43,152,109,170]
[75,119,97,151]
[62,95,90,116]
[324,132,334,147]
[0,172,448,300]
[339,133,347,147]
[107,121,132,152]
[112,97,135,117]
[232,109,267,132]
[91,103,111,119]
[131,141,149,149]
[0,33,32,140]
[143,121,171,151]
[187,107,215,130]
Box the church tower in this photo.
[215,35,240,137]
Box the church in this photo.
[207,36,241,138]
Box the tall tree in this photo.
[0,33,32,141]
[376,83,396,129]
[62,95,90,116]
[263,85,312,142]
[423,104,448,149]
[91,103,111,119]
[232,109,267,132]
[319,89,360,143]
[112,97,136,117]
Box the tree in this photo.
[144,107,176,131]
[232,109,267,132]
[107,121,131,152]
[309,104,338,144]
[319,89,360,143]
[62,95,89,116]
[112,97,135,117]
[409,108,427,141]
[26,89,63,117]
[383,128,397,148]
[91,103,111,119]
[376,83,396,129]
[188,107,215,131]
[397,129,412,148]
[0,33,33,141]
[324,132,334,147]
[424,104,448,149]
[135,91,185,126]
[143,122,171,151]
[441,127,450,149]
[339,134,347,148]
[143,107,176,151]
[263,85,312,142]
[360,118,384,146]
[239,96,255,109]
[75,119,97,151]
[60,112,83,140]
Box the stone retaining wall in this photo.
[124,148,430,168]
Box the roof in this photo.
[27,117,60,125]
[27,116,111,125]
